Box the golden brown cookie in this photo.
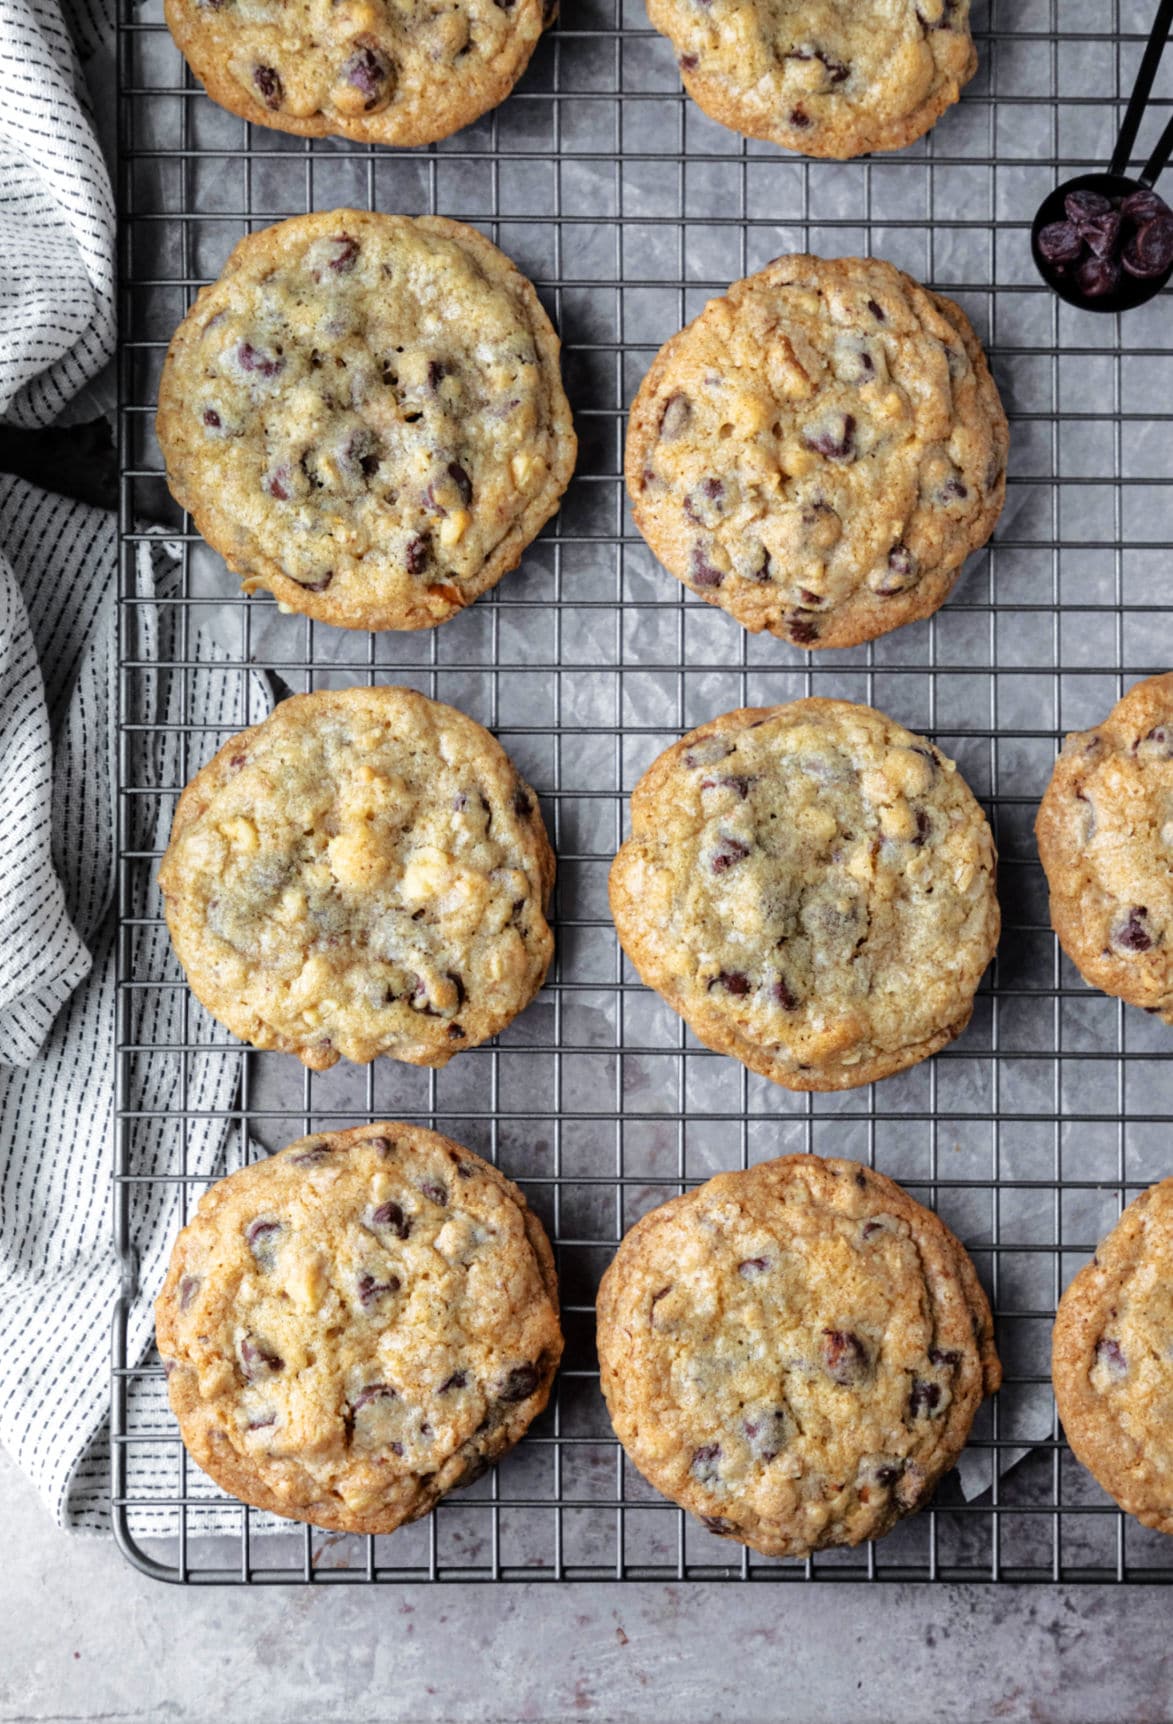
[609,699,1000,1091]
[157,211,576,631]
[625,253,1008,651]
[157,1124,563,1534]
[650,0,976,158]
[1036,673,1173,1019]
[158,686,555,1071]
[597,1154,1001,1559]
[165,0,553,147]
[1053,1178,1173,1535]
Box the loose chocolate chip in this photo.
[690,545,724,588]
[909,1378,941,1417]
[702,1515,736,1535]
[1082,211,1122,260]
[708,969,750,997]
[711,836,750,873]
[358,1271,401,1307]
[343,40,393,108]
[773,976,799,1011]
[701,774,752,799]
[252,64,283,108]
[928,1346,962,1367]
[420,1180,448,1207]
[691,1443,722,1482]
[498,1363,540,1402]
[1096,1337,1127,1379]
[659,392,692,439]
[371,1200,410,1239]
[351,1382,396,1412]
[1066,189,1113,226]
[738,1257,770,1277]
[1078,253,1121,298]
[1037,221,1083,267]
[240,1335,283,1379]
[178,1274,200,1312]
[202,408,221,428]
[440,1370,469,1392]
[447,460,473,505]
[513,787,533,817]
[1113,907,1154,953]
[822,1329,870,1386]
[1123,213,1173,279]
[1122,188,1166,224]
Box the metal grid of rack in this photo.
[113,0,1173,1581]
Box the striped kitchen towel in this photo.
[0,0,269,1529]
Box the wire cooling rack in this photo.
[113,0,1173,1582]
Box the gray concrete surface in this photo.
[1,1447,1170,1724]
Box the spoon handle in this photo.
[1110,0,1173,178]
[1141,108,1173,186]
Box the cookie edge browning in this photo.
[155,1122,564,1536]
[156,210,577,632]
[609,700,1001,1092]
[157,685,556,1071]
[162,0,553,149]
[623,256,1008,651]
[648,1,976,160]
[596,1154,1001,1559]
[1051,1178,1173,1535]
[1035,671,1173,1018]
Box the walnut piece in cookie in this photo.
[158,686,555,1071]
[650,0,976,159]
[157,1125,563,1534]
[165,0,553,147]
[1036,673,1173,1020]
[596,1154,1001,1559]
[625,254,1008,651]
[1052,1178,1173,1535]
[156,211,576,631]
[609,698,1000,1091]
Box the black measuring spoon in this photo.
[1031,0,1173,313]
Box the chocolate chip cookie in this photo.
[158,686,555,1070]
[1053,1178,1173,1534]
[1036,674,1173,1020]
[597,1154,1001,1559]
[625,253,1007,651]
[157,1124,563,1534]
[610,699,999,1091]
[157,211,576,631]
[651,0,976,159]
[165,0,552,147]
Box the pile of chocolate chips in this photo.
[1038,186,1173,297]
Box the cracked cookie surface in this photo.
[609,699,999,1091]
[1036,673,1173,1020]
[157,1124,563,1534]
[596,1154,1000,1559]
[625,254,1007,650]
[650,0,976,158]
[165,0,552,147]
[1052,1178,1173,1535]
[157,211,576,631]
[158,685,555,1070]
